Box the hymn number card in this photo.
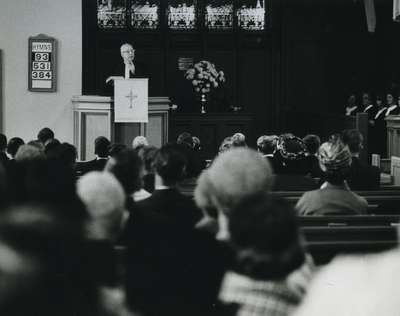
[28,34,57,92]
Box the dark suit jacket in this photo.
[346,156,380,191]
[76,158,108,176]
[121,192,231,315]
[128,188,202,230]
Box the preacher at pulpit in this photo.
[104,43,148,95]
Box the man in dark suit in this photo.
[122,144,227,315]
[126,143,202,231]
[77,136,110,175]
[342,129,380,191]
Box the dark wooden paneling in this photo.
[170,113,254,159]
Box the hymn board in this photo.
[28,34,57,92]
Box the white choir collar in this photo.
[364,104,374,112]
[386,105,398,116]
[375,107,387,119]
[345,106,357,116]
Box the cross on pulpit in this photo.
[125,90,138,109]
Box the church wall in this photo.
[0,0,82,143]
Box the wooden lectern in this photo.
[385,115,400,158]
[72,95,170,160]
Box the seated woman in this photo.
[272,134,319,191]
[296,139,368,216]
[219,193,314,316]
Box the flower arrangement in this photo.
[184,60,226,95]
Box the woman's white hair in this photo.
[194,148,274,215]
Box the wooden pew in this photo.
[301,225,398,265]
[299,215,400,227]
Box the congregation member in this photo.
[123,144,226,316]
[195,147,274,240]
[231,132,247,147]
[6,137,24,160]
[177,132,205,178]
[77,171,129,290]
[77,136,111,175]
[127,143,202,231]
[273,134,319,191]
[108,143,127,158]
[77,171,127,242]
[105,148,145,204]
[303,134,324,178]
[37,127,55,146]
[256,135,278,166]
[137,145,158,194]
[294,238,400,316]
[219,193,314,316]
[0,204,101,316]
[296,138,368,215]
[195,148,313,315]
[218,136,234,154]
[132,135,148,151]
[341,129,380,190]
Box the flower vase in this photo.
[200,93,207,114]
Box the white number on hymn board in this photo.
[31,71,52,79]
[32,62,51,70]
[34,53,49,61]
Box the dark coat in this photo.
[346,156,380,191]
[76,158,108,175]
[121,191,231,315]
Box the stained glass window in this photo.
[97,0,127,29]
[205,1,233,30]
[131,1,160,29]
[167,0,197,30]
[237,0,265,30]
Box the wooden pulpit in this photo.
[385,115,400,158]
[72,95,170,160]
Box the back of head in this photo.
[153,143,187,186]
[341,129,363,154]
[0,133,7,151]
[218,136,233,154]
[138,145,158,174]
[319,139,352,185]
[195,148,274,214]
[275,134,308,174]
[177,132,194,148]
[108,143,127,158]
[229,194,305,279]
[303,134,321,155]
[257,135,278,155]
[77,172,125,241]
[106,149,143,195]
[44,139,61,157]
[94,136,111,158]
[7,137,25,158]
[37,128,54,145]
[15,144,45,162]
[0,204,93,316]
[132,136,148,151]
[232,132,247,147]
